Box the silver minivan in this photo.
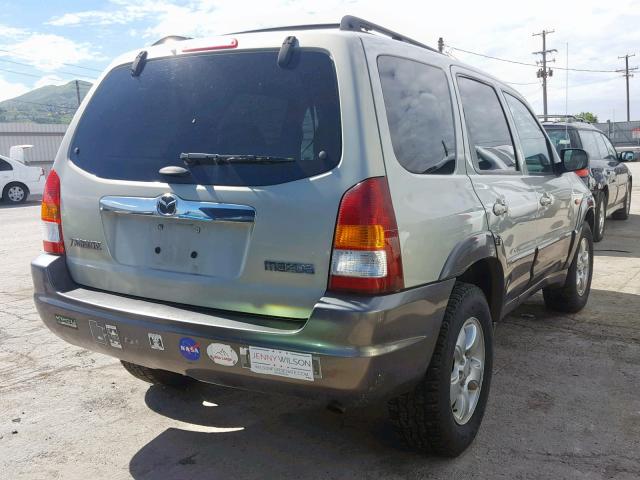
[32,16,595,456]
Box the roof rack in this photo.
[537,114,590,124]
[339,16,439,53]
[228,15,439,53]
[152,35,192,46]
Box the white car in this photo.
[0,154,46,203]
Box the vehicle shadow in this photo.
[593,213,640,258]
[0,197,41,208]
[128,383,437,479]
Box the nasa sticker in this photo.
[179,337,201,361]
[207,343,238,366]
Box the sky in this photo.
[1,0,639,121]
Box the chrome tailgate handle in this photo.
[100,195,255,223]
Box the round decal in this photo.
[179,337,201,361]
[207,343,239,366]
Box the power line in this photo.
[0,57,96,80]
[616,53,637,122]
[533,29,556,120]
[0,48,103,73]
[446,45,618,73]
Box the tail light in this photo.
[575,168,589,178]
[329,177,404,294]
[41,170,64,254]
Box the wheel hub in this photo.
[450,317,485,425]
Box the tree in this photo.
[575,112,598,123]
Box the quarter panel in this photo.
[361,38,487,287]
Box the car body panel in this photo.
[0,155,45,197]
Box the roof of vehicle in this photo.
[130,15,522,99]
[541,120,602,131]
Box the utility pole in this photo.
[533,29,557,121]
[617,54,637,121]
[74,79,81,107]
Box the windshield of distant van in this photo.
[70,50,342,186]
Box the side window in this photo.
[504,94,554,174]
[0,159,13,171]
[578,130,602,160]
[599,133,617,160]
[378,56,456,174]
[457,76,517,172]
[546,129,574,154]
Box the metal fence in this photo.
[594,121,640,147]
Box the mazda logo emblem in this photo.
[157,193,178,216]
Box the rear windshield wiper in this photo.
[180,153,295,165]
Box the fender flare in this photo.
[438,232,498,281]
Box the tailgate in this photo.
[56,36,381,319]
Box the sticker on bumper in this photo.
[148,333,165,351]
[245,346,314,382]
[89,320,107,345]
[206,343,238,366]
[179,337,201,361]
[105,324,122,349]
[55,314,78,329]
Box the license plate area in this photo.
[104,215,252,278]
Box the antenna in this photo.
[565,42,569,143]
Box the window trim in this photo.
[376,54,458,175]
[0,158,13,171]
[503,91,557,176]
[66,48,343,187]
[598,132,618,160]
[577,129,603,161]
[455,74,521,176]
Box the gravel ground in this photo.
[1,166,639,480]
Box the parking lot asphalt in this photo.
[1,169,639,480]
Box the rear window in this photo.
[71,50,341,186]
[377,56,456,174]
[545,128,577,154]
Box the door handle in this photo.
[540,193,553,206]
[493,200,508,216]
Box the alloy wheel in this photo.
[575,237,590,296]
[7,186,25,203]
[598,199,605,236]
[450,317,485,425]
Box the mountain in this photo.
[0,80,92,124]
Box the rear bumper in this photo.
[32,254,454,405]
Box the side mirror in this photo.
[560,148,589,172]
[619,151,635,162]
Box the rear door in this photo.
[579,129,618,206]
[454,72,541,302]
[502,93,574,281]
[598,132,629,205]
[57,37,382,320]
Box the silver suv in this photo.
[32,17,595,456]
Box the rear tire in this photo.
[593,195,605,242]
[543,222,593,313]
[612,182,631,220]
[2,182,28,204]
[388,282,493,457]
[121,360,194,388]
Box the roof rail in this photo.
[537,114,590,124]
[228,23,340,35]
[152,35,192,46]
[339,15,439,53]
[227,16,439,53]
